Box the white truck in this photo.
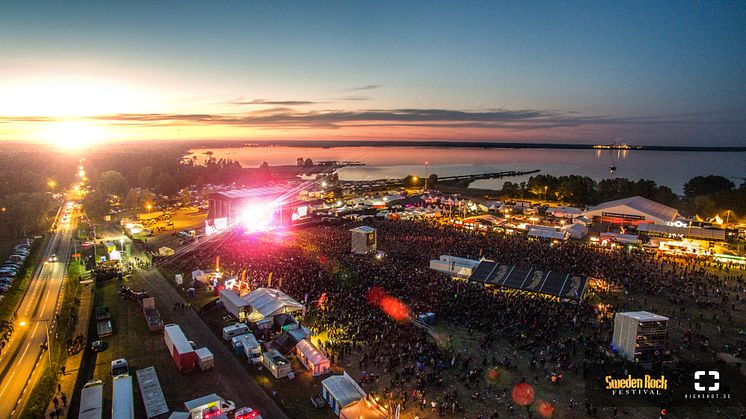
[78,379,103,419]
[239,333,263,365]
[112,374,135,419]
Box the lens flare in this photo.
[511,382,535,406]
[537,400,555,418]
[367,286,410,322]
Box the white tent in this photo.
[563,223,588,239]
[527,226,568,240]
[295,339,330,376]
[241,288,304,322]
[350,226,376,255]
[158,246,175,256]
[584,196,678,225]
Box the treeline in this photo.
[501,174,746,219]
[0,145,76,239]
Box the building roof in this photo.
[637,223,726,241]
[618,311,669,322]
[322,374,365,409]
[242,288,304,318]
[296,339,329,365]
[350,226,376,233]
[209,186,289,201]
[585,196,678,223]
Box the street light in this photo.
[47,180,56,189]
[146,204,153,213]
[19,319,54,374]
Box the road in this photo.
[0,202,78,417]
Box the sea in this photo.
[186,146,745,194]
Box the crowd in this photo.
[159,219,744,417]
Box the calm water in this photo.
[187,146,745,194]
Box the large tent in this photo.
[241,288,304,322]
[583,196,679,225]
[295,339,330,376]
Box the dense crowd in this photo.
[160,219,744,417]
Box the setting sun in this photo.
[40,120,107,149]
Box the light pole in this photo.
[424,161,429,192]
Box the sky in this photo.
[0,1,744,146]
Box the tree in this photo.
[297,158,304,166]
[304,158,314,167]
[98,170,128,197]
[427,174,439,188]
[123,188,140,210]
[82,190,110,220]
[136,166,154,189]
[179,188,193,206]
[684,176,734,199]
[154,172,178,196]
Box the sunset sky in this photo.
[1,1,744,146]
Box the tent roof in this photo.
[209,186,288,201]
[322,374,365,409]
[637,223,725,240]
[220,289,251,308]
[340,399,387,419]
[241,288,304,318]
[585,196,678,222]
[296,339,329,365]
[527,226,567,240]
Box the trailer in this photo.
[196,347,214,371]
[184,394,235,419]
[112,374,134,419]
[136,367,169,418]
[164,324,198,372]
[78,379,103,419]
[222,323,250,341]
[142,297,164,331]
[96,320,112,338]
[95,306,110,321]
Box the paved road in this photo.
[0,204,78,417]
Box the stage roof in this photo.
[209,186,289,201]
[468,260,588,300]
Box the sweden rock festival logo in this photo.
[604,374,668,396]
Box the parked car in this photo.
[48,254,58,263]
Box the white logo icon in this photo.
[694,371,719,392]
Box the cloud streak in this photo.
[3,108,742,135]
[227,98,321,106]
[345,84,382,92]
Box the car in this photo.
[48,254,58,263]
[91,340,105,352]
[111,358,129,375]
[234,407,262,419]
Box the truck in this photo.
[141,297,164,331]
[221,323,249,341]
[184,394,235,419]
[112,374,134,419]
[164,324,198,372]
[96,306,112,338]
[78,379,103,419]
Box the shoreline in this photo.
[185,139,746,153]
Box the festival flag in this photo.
[215,255,220,271]
[267,272,273,287]
[278,276,283,289]
[318,292,327,307]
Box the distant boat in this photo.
[609,164,617,173]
